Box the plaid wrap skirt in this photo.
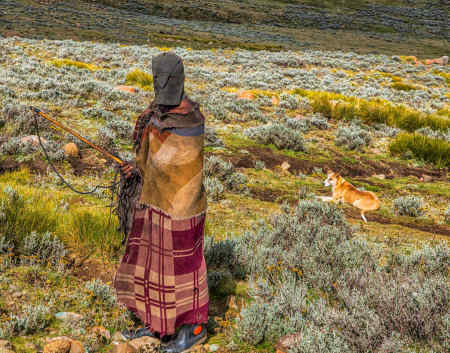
[113,205,209,336]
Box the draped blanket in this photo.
[114,98,209,336]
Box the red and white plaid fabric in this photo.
[114,206,209,336]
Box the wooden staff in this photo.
[30,106,125,165]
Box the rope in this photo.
[32,110,120,195]
[32,110,142,245]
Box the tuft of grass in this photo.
[433,70,450,86]
[390,82,419,91]
[389,133,450,167]
[50,58,100,71]
[0,170,122,257]
[125,69,154,91]
[292,88,450,132]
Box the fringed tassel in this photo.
[115,169,142,245]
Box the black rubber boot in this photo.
[122,327,160,340]
[162,324,207,353]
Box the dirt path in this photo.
[249,186,450,237]
[221,146,448,181]
[343,208,450,237]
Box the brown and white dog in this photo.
[319,170,380,223]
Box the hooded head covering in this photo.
[152,52,185,107]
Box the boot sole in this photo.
[180,335,207,353]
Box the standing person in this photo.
[114,52,209,353]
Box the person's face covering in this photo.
[152,52,185,106]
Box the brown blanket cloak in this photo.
[114,98,209,336]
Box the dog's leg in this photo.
[361,211,367,223]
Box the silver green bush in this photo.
[0,304,51,337]
[335,122,372,150]
[84,279,117,307]
[393,196,425,217]
[204,176,225,201]
[244,124,306,151]
[22,231,66,269]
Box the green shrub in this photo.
[125,69,153,91]
[50,59,100,71]
[287,324,350,353]
[21,231,66,269]
[279,93,299,110]
[393,196,425,217]
[0,304,51,337]
[335,122,372,150]
[84,279,117,308]
[445,206,450,224]
[232,198,448,352]
[235,302,268,345]
[389,133,450,167]
[204,176,225,201]
[70,210,121,252]
[244,124,306,152]
[205,127,224,147]
[292,89,450,132]
[390,82,418,91]
[204,236,246,293]
[0,186,57,249]
[204,156,248,194]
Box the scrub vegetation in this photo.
[0,18,448,353]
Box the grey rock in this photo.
[54,312,84,323]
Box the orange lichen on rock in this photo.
[114,85,137,94]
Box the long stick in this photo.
[30,106,124,165]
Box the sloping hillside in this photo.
[0,36,448,353]
[0,0,448,55]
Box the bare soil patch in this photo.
[248,182,450,237]
[0,157,48,175]
[343,208,450,237]
[222,146,448,181]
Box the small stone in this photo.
[373,174,386,179]
[43,338,71,353]
[128,336,159,351]
[281,161,291,172]
[55,312,84,323]
[421,174,432,182]
[114,85,137,94]
[110,343,136,353]
[441,56,448,65]
[20,135,47,147]
[209,344,220,352]
[112,332,127,342]
[63,143,79,158]
[69,340,85,353]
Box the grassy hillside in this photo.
[0,35,449,352]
